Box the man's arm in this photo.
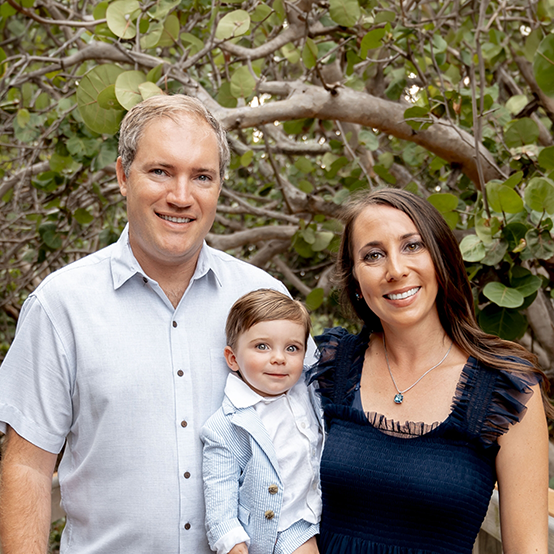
[0,426,57,554]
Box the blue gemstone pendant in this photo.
[394,393,404,404]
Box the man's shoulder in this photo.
[33,243,116,296]
[206,246,282,283]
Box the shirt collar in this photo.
[110,225,223,290]
[225,373,284,409]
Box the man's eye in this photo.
[152,168,165,176]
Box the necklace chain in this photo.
[383,336,453,404]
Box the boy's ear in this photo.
[224,346,240,372]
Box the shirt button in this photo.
[300,421,306,429]
[264,510,275,520]
[184,472,191,479]
[181,420,188,428]
[172,321,178,328]
[177,370,184,377]
[312,481,318,490]
[268,484,278,494]
[142,277,148,283]
[184,523,191,530]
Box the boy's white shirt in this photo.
[213,372,322,552]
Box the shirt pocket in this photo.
[238,502,250,526]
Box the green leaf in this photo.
[359,130,379,151]
[147,0,180,20]
[230,66,256,99]
[138,81,163,100]
[360,28,386,58]
[251,4,273,22]
[460,234,486,262]
[156,13,180,47]
[295,157,314,174]
[115,70,146,110]
[215,10,251,40]
[106,0,140,39]
[504,117,540,148]
[524,177,554,214]
[281,43,300,64]
[502,222,529,251]
[427,193,458,213]
[538,145,554,170]
[217,81,238,108]
[16,108,30,128]
[97,84,124,110]
[512,273,542,297]
[329,0,360,27]
[480,238,508,266]
[240,150,254,167]
[525,228,554,259]
[181,32,204,55]
[93,1,109,19]
[140,21,164,49]
[483,282,524,308]
[478,304,527,340]
[502,171,523,189]
[404,106,432,131]
[77,64,125,135]
[505,94,529,115]
[306,288,325,310]
[39,223,63,250]
[297,179,314,194]
[302,39,317,69]
[486,182,524,214]
[73,208,95,225]
[312,231,334,251]
[533,34,554,98]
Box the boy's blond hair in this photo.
[225,289,311,349]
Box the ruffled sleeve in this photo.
[307,326,369,407]
[450,356,542,447]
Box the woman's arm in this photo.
[496,384,549,554]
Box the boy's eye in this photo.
[286,345,298,352]
[256,343,269,350]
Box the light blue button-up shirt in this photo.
[0,225,295,554]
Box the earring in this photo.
[355,291,362,301]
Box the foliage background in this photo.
[3,0,554,384]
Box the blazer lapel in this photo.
[231,407,281,475]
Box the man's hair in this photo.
[225,289,311,350]
[118,94,230,182]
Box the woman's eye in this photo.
[406,241,423,252]
[364,251,382,261]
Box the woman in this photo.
[310,188,550,554]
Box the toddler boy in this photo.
[201,289,323,554]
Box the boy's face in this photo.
[224,319,306,397]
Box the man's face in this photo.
[117,114,221,276]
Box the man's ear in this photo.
[116,157,128,197]
[224,346,240,372]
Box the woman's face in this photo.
[351,204,440,332]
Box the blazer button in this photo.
[264,510,275,520]
[268,484,278,495]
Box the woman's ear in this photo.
[224,346,240,372]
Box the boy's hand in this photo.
[292,536,319,554]
[228,542,249,554]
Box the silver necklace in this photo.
[383,336,453,404]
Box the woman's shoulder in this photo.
[308,326,369,405]
[451,356,542,446]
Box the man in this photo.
[0,95,295,553]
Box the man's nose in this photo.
[167,177,193,206]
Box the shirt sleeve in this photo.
[0,294,73,453]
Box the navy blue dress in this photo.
[309,327,540,554]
